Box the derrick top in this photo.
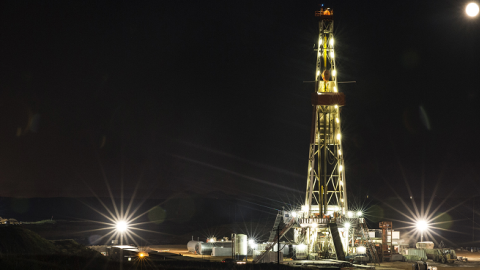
[315,8,334,20]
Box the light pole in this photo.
[416,220,428,242]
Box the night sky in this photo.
[1,0,480,214]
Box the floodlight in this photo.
[416,220,429,242]
[116,221,128,232]
[344,222,351,229]
[357,211,363,217]
[357,246,366,254]
[416,220,428,231]
[347,211,353,218]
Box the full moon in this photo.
[466,3,479,17]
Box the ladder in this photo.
[253,218,295,264]
[360,222,380,265]
[268,211,283,242]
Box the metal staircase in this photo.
[328,223,345,261]
[359,222,380,265]
[268,211,283,242]
[253,217,295,264]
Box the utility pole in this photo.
[277,225,280,268]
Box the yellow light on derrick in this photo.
[334,86,337,92]
[330,52,335,58]
[332,70,336,76]
[319,38,322,45]
[317,70,320,76]
[336,133,341,140]
[339,165,343,172]
[338,150,342,155]
[336,118,339,123]
[340,181,343,186]
[330,38,334,46]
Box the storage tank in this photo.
[187,241,203,253]
[213,241,232,249]
[195,242,215,255]
[235,234,248,259]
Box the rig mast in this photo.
[255,7,371,264]
[305,7,346,220]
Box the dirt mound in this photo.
[0,226,58,255]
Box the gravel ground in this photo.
[370,250,480,270]
[147,245,480,269]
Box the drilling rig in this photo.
[254,7,376,263]
[294,6,352,260]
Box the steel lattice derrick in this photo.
[305,8,347,218]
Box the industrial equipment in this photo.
[379,221,393,260]
[254,7,378,264]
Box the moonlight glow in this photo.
[466,3,479,17]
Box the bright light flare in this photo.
[116,221,128,232]
[416,220,428,232]
[357,211,363,217]
[344,222,351,229]
[357,246,366,254]
[466,3,479,17]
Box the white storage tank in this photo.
[187,241,203,253]
[214,241,232,249]
[235,234,248,258]
[195,242,214,255]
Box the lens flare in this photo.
[116,221,128,232]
